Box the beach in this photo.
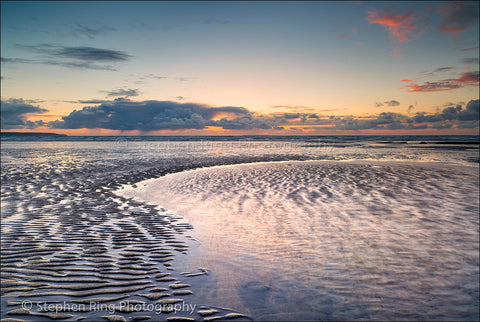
[3,0,479,320]
[117,160,479,320]
[1,137,479,321]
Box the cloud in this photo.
[385,100,400,106]
[402,81,462,92]
[144,74,168,80]
[282,113,301,119]
[70,23,117,39]
[2,55,117,71]
[8,97,478,133]
[19,44,131,62]
[134,74,168,84]
[270,105,316,111]
[336,112,409,130]
[431,1,480,34]
[130,21,158,32]
[401,71,479,92]
[45,60,117,71]
[77,99,112,104]
[9,44,132,70]
[103,89,140,98]
[455,71,480,84]
[365,9,425,43]
[49,100,257,131]
[412,100,479,123]
[461,58,479,65]
[212,115,273,130]
[375,100,400,107]
[460,46,479,52]
[1,99,48,129]
[332,26,358,39]
[336,33,351,39]
[427,67,455,75]
[334,100,479,130]
[175,77,193,82]
[1,57,32,64]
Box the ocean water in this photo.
[1,136,479,321]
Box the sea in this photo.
[1,135,479,321]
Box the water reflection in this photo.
[119,161,479,320]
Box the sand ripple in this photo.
[118,160,479,321]
[1,147,254,321]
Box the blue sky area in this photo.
[1,1,478,135]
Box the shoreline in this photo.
[115,158,480,197]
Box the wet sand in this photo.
[1,197,251,321]
[1,149,287,321]
[2,141,479,321]
[117,160,479,321]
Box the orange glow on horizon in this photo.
[2,125,478,137]
[203,126,229,132]
[284,124,336,128]
[210,112,239,121]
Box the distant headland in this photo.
[1,132,68,137]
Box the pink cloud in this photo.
[334,26,358,39]
[454,71,480,85]
[438,26,466,34]
[401,71,479,92]
[402,81,461,92]
[366,9,425,43]
[460,47,479,52]
[432,2,479,34]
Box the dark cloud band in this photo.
[1,99,48,129]
[104,89,140,98]
[4,44,132,70]
[49,100,254,131]
[3,99,478,132]
[18,44,131,62]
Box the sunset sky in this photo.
[1,1,479,135]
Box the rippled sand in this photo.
[2,141,478,321]
[1,145,263,321]
[118,161,479,321]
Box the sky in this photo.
[1,1,479,136]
